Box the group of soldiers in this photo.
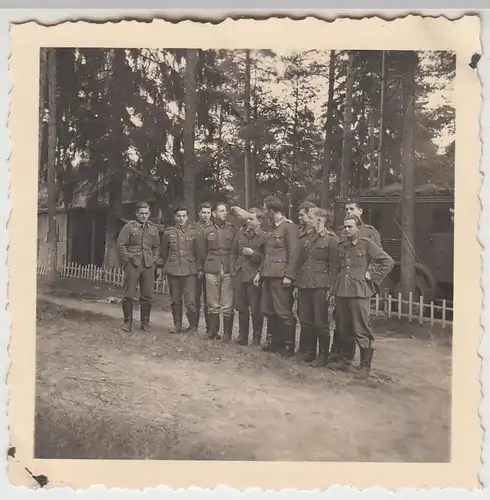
[117,195,394,379]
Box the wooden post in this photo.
[419,295,424,325]
[442,299,447,328]
[408,291,413,322]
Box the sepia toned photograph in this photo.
[35,45,455,462]
[7,16,482,490]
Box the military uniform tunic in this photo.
[334,236,394,348]
[259,217,300,322]
[117,220,161,304]
[296,228,338,347]
[160,225,201,322]
[231,227,266,314]
[190,219,212,327]
[197,220,237,317]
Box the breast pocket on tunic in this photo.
[273,235,285,248]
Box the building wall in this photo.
[37,212,69,266]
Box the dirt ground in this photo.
[35,278,452,463]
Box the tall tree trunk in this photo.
[339,51,355,198]
[38,48,48,179]
[251,69,259,206]
[104,49,125,268]
[46,48,58,283]
[377,50,387,189]
[400,51,418,299]
[183,49,199,219]
[368,106,377,187]
[244,49,252,210]
[320,50,336,209]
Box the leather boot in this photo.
[186,311,198,334]
[170,305,183,334]
[356,347,374,379]
[251,313,263,346]
[278,319,295,358]
[222,314,234,341]
[206,313,220,339]
[311,329,330,367]
[262,316,279,352]
[237,311,250,345]
[339,339,357,372]
[122,298,133,332]
[296,327,314,362]
[140,302,151,332]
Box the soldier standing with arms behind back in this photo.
[330,198,382,364]
[332,214,393,378]
[231,207,267,346]
[117,201,161,332]
[197,202,236,341]
[188,202,213,333]
[160,206,201,334]
[253,195,300,357]
[296,207,338,366]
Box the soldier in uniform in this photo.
[231,207,267,346]
[197,202,237,341]
[117,201,161,332]
[333,214,394,378]
[253,195,300,357]
[296,208,338,366]
[188,202,213,333]
[160,206,201,334]
[330,198,382,364]
[295,201,317,357]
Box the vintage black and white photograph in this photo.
[5,14,483,491]
[32,43,459,464]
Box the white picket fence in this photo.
[369,292,453,328]
[37,261,453,328]
[37,261,169,295]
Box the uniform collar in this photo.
[214,219,227,228]
[273,215,286,227]
[135,220,148,228]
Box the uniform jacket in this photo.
[230,227,267,282]
[160,225,201,276]
[337,222,382,248]
[296,228,339,289]
[117,220,161,268]
[196,220,236,274]
[334,236,394,298]
[192,219,212,235]
[259,217,300,280]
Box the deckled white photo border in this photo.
[1,10,486,494]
